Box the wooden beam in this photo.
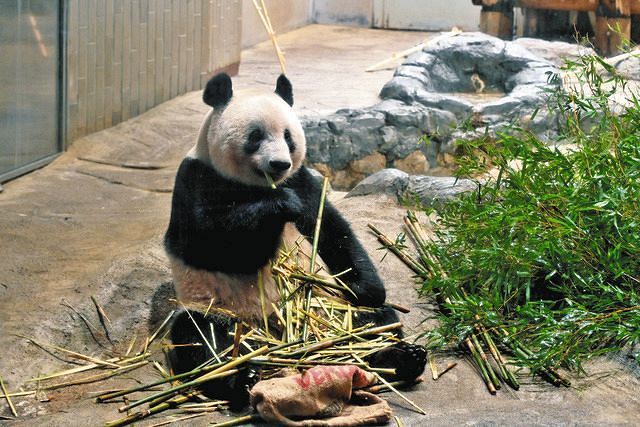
[479,0,514,39]
[517,0,598,12]
[596,0,631,55]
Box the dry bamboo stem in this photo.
[0,375,18,417]
[42,361,148,391]
[18,334,120,368]
[365,41,427,72]
[147,310,176,349]
[105,391,201,427]
[117,368,239,413]
[252,0,286,74]
[211,414,262,427]
[302,177,329,341]
[438,362,457,378]
[96,361,225,402]
[91,295,113,343]
[428,352,439,380]
[287,322,402,357]
[146,413,207,427]
[363,378,423,394]
[118,346,269,413]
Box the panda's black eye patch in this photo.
[284,129,295,153]
[245,128,265,154]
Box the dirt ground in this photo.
[1,25,639,426]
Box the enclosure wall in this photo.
[65,0,242,143]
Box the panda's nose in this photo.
[269,160,291,171]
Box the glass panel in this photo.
[0,0,60,179]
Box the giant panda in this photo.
[164,73,426,409]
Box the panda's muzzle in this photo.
[253,159,291,182]
[269,160,291,172]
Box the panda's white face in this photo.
[192,74,306,188]
[208,92,305,187]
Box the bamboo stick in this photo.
[437,362,458,378]
[211,414,262,427]
[118,346,269,413]
[251,0,286,74]
[0,375,18,417]
[302,177,330,341]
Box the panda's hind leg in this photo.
[169,310,259,410]
[355,306,427,382]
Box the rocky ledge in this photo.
[302,33,617,189]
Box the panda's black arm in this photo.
[171,158,302,232]
[193,189,302,231]
[287,167,386,307]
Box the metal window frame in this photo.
[0,0,67,184]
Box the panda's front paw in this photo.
[227,366,261,411]
[367,342,427,381]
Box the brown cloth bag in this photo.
[250,365,392,426]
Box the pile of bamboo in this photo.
[10,179,424,427]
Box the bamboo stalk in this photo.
[258,270,270,336]
[146,413,207,427]
[105,391,201,427]
[362,378,423,394]
[251,0,286,74]
[91,295,113,343]
[302,177,329,341]
[211,414,262,427]
[118,346,269,413]
[17,335,120,368]
[0,390,36,398]
[117,368,239,413]
[478,324,519,390]
[437,362,458,378]
[42,361,149,391]
[147,310,176,349]
[471,334,501,390]
[465,338,497,394]
[0,375,18,417]
[96,361,226,403]
[368,224,428,276]
[287,322,402,357]
[428,352,439,380]
[365,41,428,72]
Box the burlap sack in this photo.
[250,365,392,426]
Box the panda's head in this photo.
[192,73,306,187]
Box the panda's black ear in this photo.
[275,74,293,107]
[203,73,233,108]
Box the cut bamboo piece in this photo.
[252,0,286,74]
[0,375,18,417]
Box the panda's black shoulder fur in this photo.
[164,157,303,274]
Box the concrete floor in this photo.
[1,24,639,426]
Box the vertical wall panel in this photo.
[66,0,242,143]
